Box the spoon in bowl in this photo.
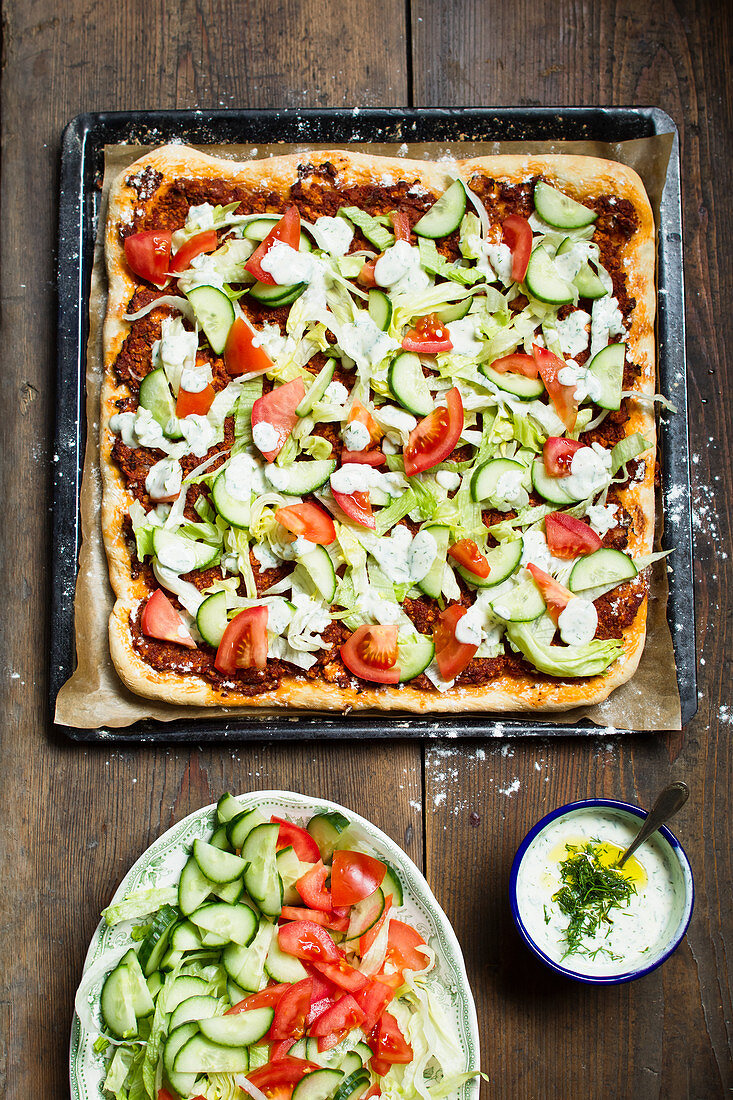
[616,781,690,868]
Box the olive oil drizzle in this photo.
[553,840,637,960]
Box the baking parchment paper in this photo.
[54,133,681,731]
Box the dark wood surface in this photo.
[0,0,730,1096]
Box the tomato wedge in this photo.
[224,316,274,377]
[489,352,539,378]
[341,449,385,466]
[433,604,477,681]
[363,1087,382,1098]
[141,590,196,649]
[371,1011,413,1065]
[371,1056,394,1077]
[404,387,463,476]
[226,984,289,1014]
[124,229,172,287]
[312,958,368,993]
[543,436,584,477]
[341,625,400,685]
[270,978,312,1041]
[353,978,394,1032]
[348,401,383,446]
[271,816,322,862]
[251,378,306,461]
[158,1089,178,1100]
[331,850,386,907]
[390,210,411,242]
[532,344,578,431]
[245,206,301,285]
[275,503,336,547]
[270,1039,296,1061]
[296,861,332,912]
[278,921,340,964]
[331,490,375,530]
[247,1057,321,1090]
[170,229,218,273]
[307,994,337,1028]
[525,563,573,626]
[309,993,366,1039]
[501,214,533,283]
[358,259,378,287]
[401,313,453,354]
[214,606,268,673]
[545,512,602,558]
[383,919,428,974]
[175,383,215,418]
[280,907,349,933]
[448,539,490,579]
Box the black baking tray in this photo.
[51,107,696,741]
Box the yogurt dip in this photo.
[512,801,693,981]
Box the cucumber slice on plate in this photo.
[243,216,312,252]
[345,887,385,940]
[417,524,450,599]
[169,993,220,1031]
[100,950,153,1038]
[388,351,433,417]
[556,237,607,300]
[227,807,268,850]
[569,548,637,592]
[213,876,245,905]
[333,1070,371,1100]
[265,932,308,983]
[296,360,336,417]
[368,288,392,331]
[223,918,275,990]
[137,905,179,976]
[531,458,584,505]
[165,974,209,1011]
[197,590,229,648]
[534,180,597,230]
[471,457,527,504]
[292,1068,345,1100]
[397,634,435,682]
[178,855,215,916]
[152,528,219,571]
[489,579,546,622]
[248,280,306,307]
[300,544,337,602]
[455,538,523,589]
[524,245,576,306]
[436,297,472,323]
[169,921,206,953]
[174,1033,250,1075]
[189,901,258,947]
[414,179,467,239]
[481,363,545,399]
[380,862,404,906]
[264,458,336,495]
[216,791,245,824]
[211,470,251,528]
[210,823,233,850]
[276,845,307,905]
[307,811,350,861]
[192,838,248,884]
[163,1022,199,1098]
[186,285,235,354]
[586,342,626,410]
[198,1005,275,1047]
[138,367,181,436]
[242,822,283,917]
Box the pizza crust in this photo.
[101,145,656,713]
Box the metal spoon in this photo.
[616,781,690,868]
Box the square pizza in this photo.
[100,145,657,712]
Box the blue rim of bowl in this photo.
[509,798,695,985]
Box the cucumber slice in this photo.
[346,887,385,940]
[534,180,597,230]
[414,180,467,239]
[242,823,283,917]
[417,524,450,599]
[265,458,336,495]
[120,949,155,1017]
[380,863,404,906]
[299,544,337,603]
[212,469,251,528]
[227,807,268,850]
[190,902,258,947]
[248,280,306,307]
[163,1022,199,1098]
[213,877,245,904]
[243,216,312,252]
[223,918,275,990]
[174,1033,250,1075]
[397,635,435,682]
[292,1068,345,1100]
[296,360,336,417]
[169,921,206,953]
[169,993,219,1031]
[197,590,229,648]
[186,285,235,354]
[179,854,215,916]
[198,1006,275,1047]
[152,528,219,571]
[471,457,527,504]
[569,548,637,592]
[333,1070,371,1100]
[368,289,392,331]
[146,969,163,1001]
[481,363,545,399]
[387,351,433,417]
[489,579,546,622]
[217,792,245,824]
[307,811,351,862]
[138,905,179,977]
[353,1041,374,1065]
[227,978,247,1006]
[586,342,626,411]
[524,245,576,305]
[165,974,209,1011]
[455,538,523,589]
[210,823,233,850]
[265,932,309,983]
[138,368,180,436]
[436,297,471,323]
[556,238,607,300]
[531,459,584,505]
[160,948,184,971]
[193,838,248,884]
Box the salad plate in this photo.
[70,789,480,1099]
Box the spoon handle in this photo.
[617,782,690,868]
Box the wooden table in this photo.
[1,0,730,1095]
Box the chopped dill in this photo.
[543,904,551,925]
[553,840,636,960]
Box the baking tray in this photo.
[51,107,696,741]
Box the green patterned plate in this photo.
[70,790,480,1098]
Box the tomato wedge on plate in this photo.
[543,436,584,477]
[447,539,490,579]
[270,977,312,1040]
[358,259,378,288]
[383,919,428,975]
[348,401,383,447]
[224,316,274,377]
[251,378,306,461]
[280,907,349,933]
[278,920,340,964]
[141,590,196,649]
[341,449,385,466]
[124,229,172,287]
[309,993,366,1039]
[331,490,375,530]
[532,344,578,431]
[214,606,268,673]
[501,214,533,283]
[245,206,301,285]
[403,387,464,476]
[353,977,394,1032]
[296,861,332,912]
[312,958,368,993]
[270,1039,295,1061]
[341,625,400,685]
[169,229,218,273]
[401,312,453,354]
[390,210,411,242]
[226,983,289,1014]
[248,1057,321,1090]
[433,604,477,681]
[489,352,539,378]
[275,503,336,547]
[271,816,322,861]
[371,1011,413,1065]
[545,512,602,558]
[175,383,215,418]
[525,563,573,625]
[331,850,386,907]
[363,1087,382,1099]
